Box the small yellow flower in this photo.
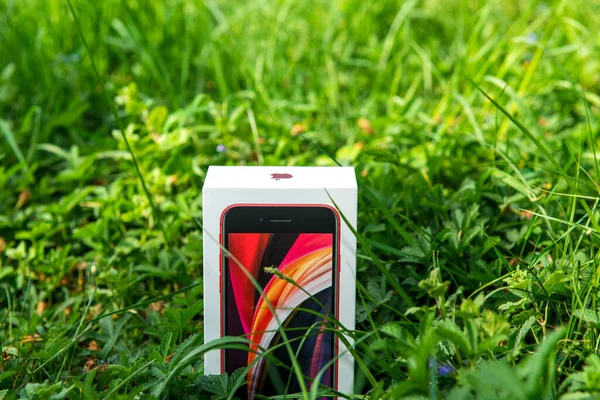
[358,118,374,134]
[291,124,305,135]
[17,190,30,208]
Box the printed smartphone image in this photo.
[221,205,338,400]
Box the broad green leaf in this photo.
[520,329,565,397]
[586,353,600,369]
[460,298,481,317]
[0,267,14,281]
[573,309,600,327]
[492,168,535,201]
[418,268,450,299]
[160,332,173,358]
[381,323,415,343]
[197,369,246,399]
[480,311,510,338]
[180,302,203,326]
[510,315,537,356]
[0,371,17,383]
[559,393,598,400]
[383,380,424,399]
[542,270,569,296]
[460,360,526,400]
[435,321,472,356]
[147,105,169,132]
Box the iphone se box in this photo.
[202,166,357,398]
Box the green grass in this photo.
[1,0,600,398]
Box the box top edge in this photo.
[203,166,357,189]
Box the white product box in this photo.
[203,166,357,397]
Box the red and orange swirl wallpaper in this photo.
[224,233,334,399]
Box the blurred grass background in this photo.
[1,0,600,398]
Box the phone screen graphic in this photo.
[223,230,335,399]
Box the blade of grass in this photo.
[25,106,42,163]
[247,108,264,164]
[56,262,98,383]
[326,191,417,312]
[469,77,563,174]
[362,185,417,248]
[101,359,154,400]
[0,288,11,372]
[84,281,203,325]
[377,0,417,73]
[520,210,599,237]
[33,325,92,374]
[300,134,342,166]
[65,0,171,248]
[578,50,599,185]
[0,119,34,183]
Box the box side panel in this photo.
[335,187,357,395]
[202,185,222,375]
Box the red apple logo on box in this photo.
[271,173,293,181]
